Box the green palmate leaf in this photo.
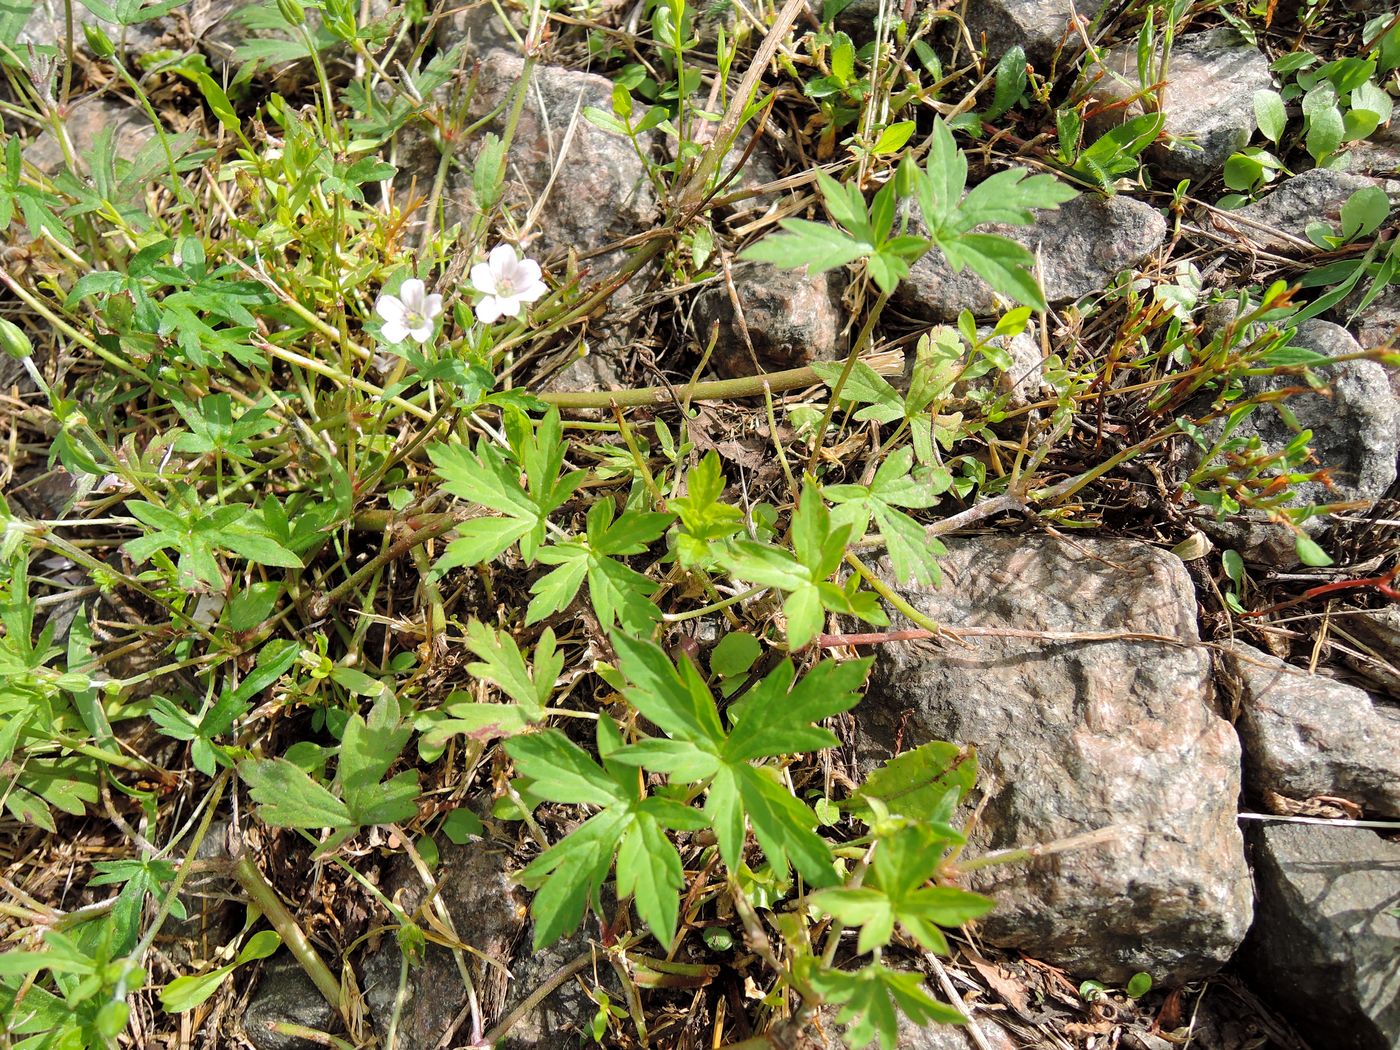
[239,758,352,829]
[939,233,1046,312]
[818,170,874,241]
[739,218,872,273]
[811,826,992,955]
[827,448,951,588]
[506,720,698,948]
[955,167,1076,232]
[915,119,969,232]
[804,960,966,1050]
[671,451,745,567]
[464,620,560,720]
[723,484,883,648]
[337,693,420,825]
[430,409,586,572]
[810,360,904,423]
[849,741,977,826]
[528,498,671,630]
[608,634,868,886]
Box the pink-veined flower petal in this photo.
[408,316,436,342]
[497,295,524,318]
[398,278,427,312]
[380,318,410,343]
[470,262,497,295]
[475,296,504,324]
[487,243,518,276]
[421,293,444,319]
[518,277,547,303]
[376,294,406,324]
[515,258,542,287]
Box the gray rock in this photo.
[1337,605,1400,697]
[1087,29,1272,180]
[1243,822,1400,1050]
[897,194,1165,321]
[1222,169,1378,251]
[24,95,154,175]
[17,0,168,53]
[361,844,527,1049]
[435,0,528,56]
[809,0,901,43]
[1185,509,1310,569]
[1349,283,1400,370]
[242,954,338,1050]
[964,0,1110,66]
[1205,320,1397,514]
[694,263,845,378]
[537,343,623,398]
[451,52,658,264]
[855,534,1252,982]
[496,928,611,1050]
[1222,642,1400,817]
[1343,123,1400,181]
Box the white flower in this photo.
[376,278,443,343]
[471,244,547,324]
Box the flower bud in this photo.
[83,23,116,58]
[276,0,305,26]
[0,318,32,360]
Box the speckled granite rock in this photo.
[857,534,1252,982]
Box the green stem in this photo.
[539,354,896,410]
[232,853,344,1015]
[803,291,891,476]
[320,513,465,608]
[843,552,943,637]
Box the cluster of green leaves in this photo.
[502,633,990,1049]
[743,118,1075,308]
[239,691,421,855]
[0,552,107,831]
[0,852,181,1048]
[1223,26,1397,203]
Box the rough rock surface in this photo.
[1350,284,1400,371]
[1338,605,1400,697]
[361,844,527,1049]
[964,0,1110,65]
[1217,321,1396,511]
[897,195,1165,321]
[496,928,615,1049]
[1087,29,1271,180]
[456,53,658,262]
[242,954,338,1050]
[1222,642,1400,817]
[537,344,624,399]
[1222,169,1378,251]
[25,96,154,175]
[1183,318,1399,567]
[694,263,845,377]
[18,0,168,52]
[435,0,528,56]
[1243,822,1400,1050]
[856,534,1252,981]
